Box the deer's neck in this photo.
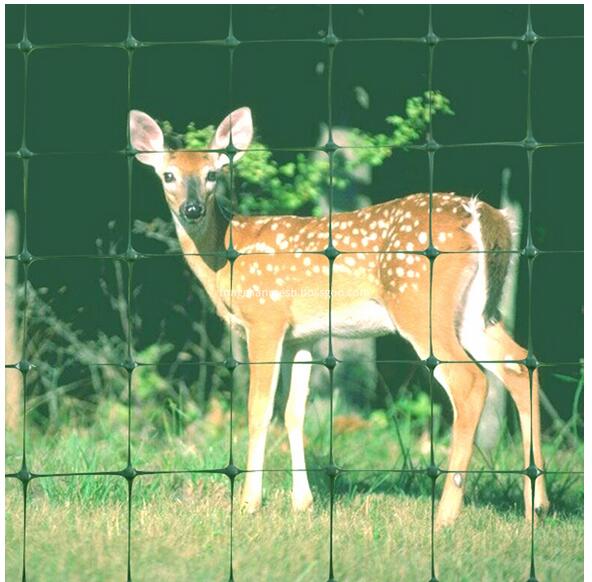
[172,194,241,326]
[176,194,230,271]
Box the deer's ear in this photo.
[210,107,253,169]
[129,110,165,170]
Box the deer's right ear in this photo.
[129,110,165,171]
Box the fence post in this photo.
[309,125,378,411]
[5,210,22,433]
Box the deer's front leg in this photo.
[241,325,286,513]
[285,348,313,511]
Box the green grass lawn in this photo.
[5,397,584,581]
[6,475,583,582]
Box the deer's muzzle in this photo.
[180,200,205,221]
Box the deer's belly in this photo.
[290,299,397,340]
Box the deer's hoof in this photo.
[292,490,314,513]
[241,496,262,514]
[528,501,550,523]
[434,507,460,531]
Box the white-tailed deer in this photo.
[130,107,549,527]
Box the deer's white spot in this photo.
[504,356,522,373]
[303,257,311,266]
[418,232,427,245]
[396,267,405,277]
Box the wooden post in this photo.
[5,210,22,433]
[307,125,377,412]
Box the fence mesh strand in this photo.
[6,5,583,582]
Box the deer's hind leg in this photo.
[283,346,314,511]
[384,254,488,528]
[473,323,550,519]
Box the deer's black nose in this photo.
[181,200,205,221]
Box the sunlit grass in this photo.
[6,399,584,581]
[6,472,583,582]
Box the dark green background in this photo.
[5,5,583,419]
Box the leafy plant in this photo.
[161,91,454,216]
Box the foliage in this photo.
[161,91,454,216]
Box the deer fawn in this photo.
[130,107,549,528]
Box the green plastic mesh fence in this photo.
[5,5,583,581]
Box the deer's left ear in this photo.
[210,107,253,169]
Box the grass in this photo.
[6,475,583,582]
[5,396,584,581]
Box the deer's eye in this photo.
[206,171,218,182]
[163,172,176,183]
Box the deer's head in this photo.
[130,107,253,229]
